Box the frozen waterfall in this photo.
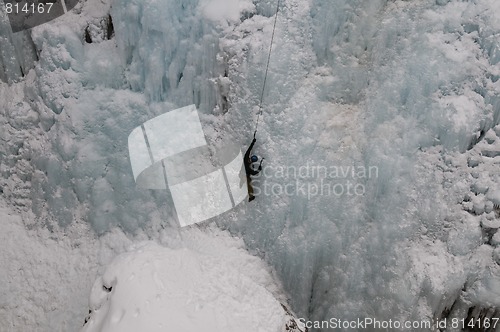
[0,0,500,331]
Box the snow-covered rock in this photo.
[81,241,304,332]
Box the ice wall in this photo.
[0,2,38,83]
[110,0,256,109]
[0,0,256,232]
[1,0,500,330]
[214,0,500,327]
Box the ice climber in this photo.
[244,137,263,201]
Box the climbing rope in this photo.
[254,0,281,138]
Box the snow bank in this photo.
[0,201,134,331]
[82,241,297,332]
[0,197,302,331]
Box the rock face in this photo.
[81,241,305,332]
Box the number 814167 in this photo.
[5,2,54,14]
[436,317,499,330]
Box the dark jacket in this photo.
[244,138,261,176]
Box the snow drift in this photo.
[81,240,302,332]
[1,0,500,330]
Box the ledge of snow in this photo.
[82,241,303,332]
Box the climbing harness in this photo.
[253,0,281,138]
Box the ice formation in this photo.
[1,0,500,330]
